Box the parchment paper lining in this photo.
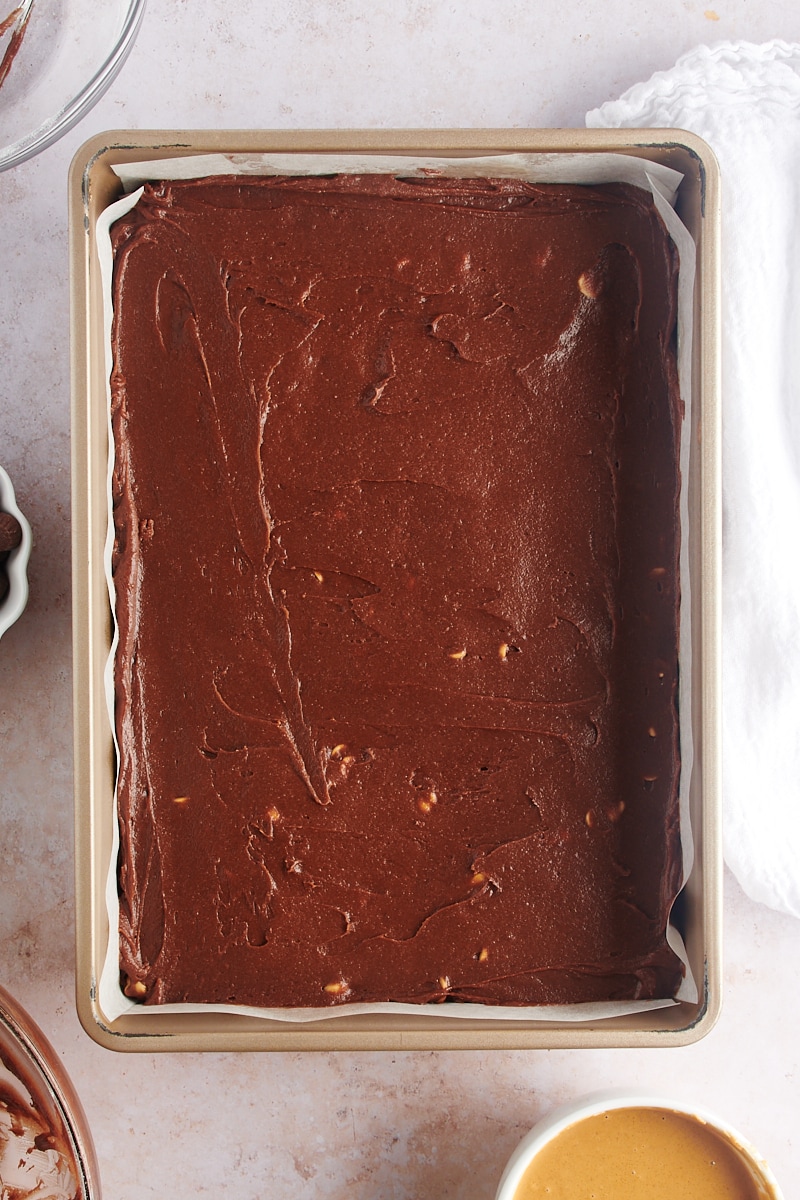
[97,151,697,1024]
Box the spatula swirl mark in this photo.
[130,203,331,805]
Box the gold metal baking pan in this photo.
[69,129,721,1051]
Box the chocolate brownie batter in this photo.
[0,511,22,604]
[110,173,684,1008]
[0,513,22,552]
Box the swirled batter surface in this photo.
[110,174,683,1007]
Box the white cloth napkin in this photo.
[588,41,800,919]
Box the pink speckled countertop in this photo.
[2,1,800,1196]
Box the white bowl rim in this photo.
[495,1088,785,1200]
[0,464,32,638]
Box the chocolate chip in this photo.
[0,511,22,552]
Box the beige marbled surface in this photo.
[2,1,800,1195]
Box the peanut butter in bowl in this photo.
[496,1095,783,1200]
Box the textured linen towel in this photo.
[588,41,800,919]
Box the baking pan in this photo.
[69,128,721,1051]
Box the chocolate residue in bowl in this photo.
[0,510,22,603]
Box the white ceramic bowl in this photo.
[0,0,146,173]
[0,463,32,638]
[495,1091,784,1200]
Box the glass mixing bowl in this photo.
[0,0,145,172]
[0,985,100,1198]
